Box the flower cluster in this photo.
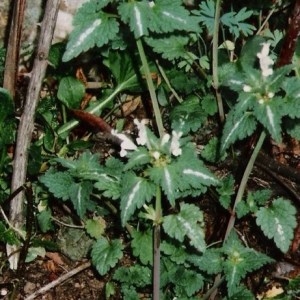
[257,42,274,77]
[111,119,183,158]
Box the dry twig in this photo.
[7,0,61,270]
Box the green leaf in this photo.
[163,203,206,252]
[118,1,151,38]
[190,248,223,274]
[120,174,156,225]
[256,198,297,252]
[94,176,121,200]
[148,164,178,206]
[217,175,235,209]
[145,35,190,62]
[104,51,144,93]
[85,217,106,239]
[151,0,200,33]
[223,232,273,296]
[57,77,85,109]
[55,152,104,179]
[37,209,53,233]
[0,88,13,120]
[91,237,124,276]
[170,95,208,134]
[113,264,151,288]
[131,230,153,265]
[0,88,15,147]
[221,8,256,38]
[39,169,74,201]
[201,137,225,163]
[125,147,151,171]
[254,100,282,142]
[63,1,119,61]
[69,181,93,218]
[198,0,215,34]
[0,221,19,245]
[221,110,256,152]
[161,241,189,264]
[173,268,204,297]
[25,247,46,263]
[181,160,219,188]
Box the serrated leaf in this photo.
[173,268,204,297]
[163,203,206,252]
[125,147,151,171]
[69,181,93,218]
[131,230,153,265]
[148,164,178,206]
[161,241,189,264]
[91,237,124,276]
[223,232,273,296]
[63,3,119,61]
[256,198,297,252]
[254,101,282,142]
[85,217,106,239]
[120,174,156,225]
[221,110,256,152]
[118,1,151,38]
[181,162,219,187]
[151,0,201,33]
[94,175,121,200]
[57,77,85,109]
[113,264,151,287]
[170,95,208,134]
[39,169,74,201]
[217,175,235,209]
[145,35,189,62]
[190,248,223,274]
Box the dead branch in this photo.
[7,0,61,270]
[3,0,26,98]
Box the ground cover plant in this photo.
[1,0,300,299]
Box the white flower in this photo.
[257,43,274,77]
[243,85,252,92]
[268,92,275,98]
[161,133,170,146]
[151,151,161,160]
[170,131,183,156]
[134,119,148,146]
[111,129,137,157]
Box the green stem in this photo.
[153,186,162,300]
[136,38,164,138]
[224,130,267,241]
[155,60,183,104]
[212,0,224,123]
[57,86,123,136]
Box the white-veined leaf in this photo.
[256,198,297,253]
[163,203,206,252]
[120,174,156,225]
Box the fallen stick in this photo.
[24,261,91,300]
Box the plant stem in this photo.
[212,0,225,123]
[136,38,165,138]
[153,186,162,300]
[224,130,267,241]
